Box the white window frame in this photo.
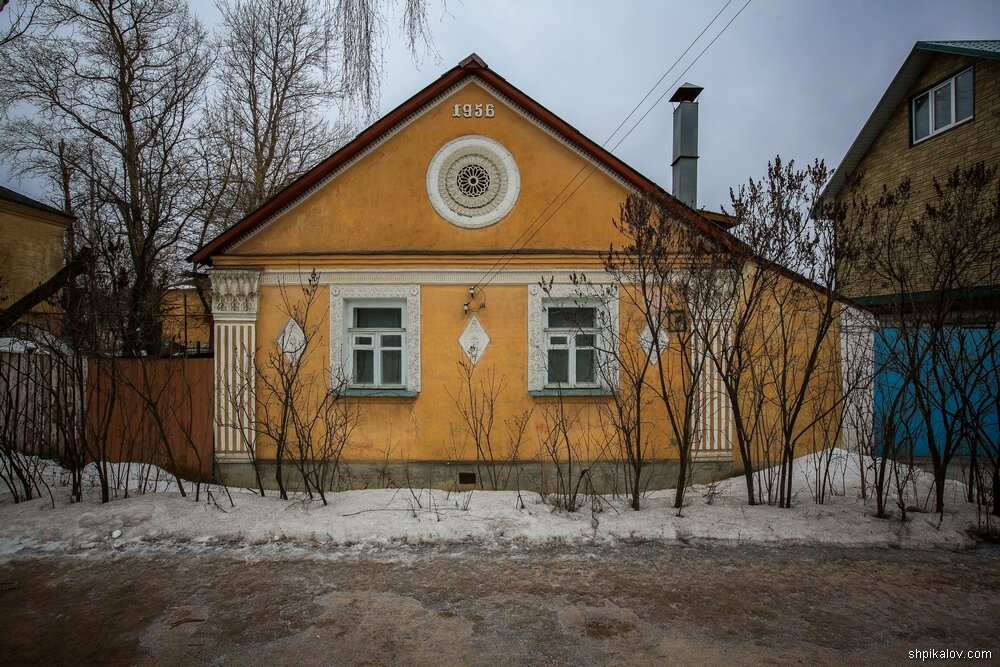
[527,283,619,393]
[330,285,421,392]
[543,301,602,388]
[911,67,974,144]
[346,301,407,388]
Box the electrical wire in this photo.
[470,0,753,293]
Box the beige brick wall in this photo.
[0,200,71,326]
[837,53,1000,299]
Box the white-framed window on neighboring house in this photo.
[347,302,406,387]
[912,67,974,144]
[544,302,602,388]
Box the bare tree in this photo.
[591,194,719,510]
[228,271,358,503]
[334,0,438,119]
[0,0,40,47]
[0,0,213,355]
[850,162,1000,515]
[706,157,858,508]
[198,0,355,244]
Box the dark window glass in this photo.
[548,349,569,384]
[353,349,374,384]
[355,307,402,328]
[933,82,952,131]
[381,350,402,385]
[913,93,930,141]
[955,69,974,121]
[576,349,596,384]
[548,307,596,328]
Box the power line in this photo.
[471,0,752,292]
[469,0,734,293]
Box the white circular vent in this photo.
[426,135,520,229]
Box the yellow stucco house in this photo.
[194,54,851,491]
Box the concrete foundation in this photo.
[214,458,736,495]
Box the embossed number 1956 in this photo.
[453,103,495,118]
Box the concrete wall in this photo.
[216,458,735,495]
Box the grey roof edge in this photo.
[822,40,997,203]
[0,185,74,220]
[916,40,1000,60]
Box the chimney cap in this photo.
[669,82,704,103]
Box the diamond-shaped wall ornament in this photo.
[278,319,306,364]
[639,325,669,364]
[459,315,490,364]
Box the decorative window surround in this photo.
[330,285,421,392]
[527,284,618,392]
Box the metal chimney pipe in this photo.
[670,83,704,209]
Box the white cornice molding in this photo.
[259,268,615,286]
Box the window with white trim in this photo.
[911,67,974,144]
[347,302,406,387]
[544,303,601,388]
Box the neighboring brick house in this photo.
[0,186,74,332]
[823,41,1000,464]
[823,40,1000,306]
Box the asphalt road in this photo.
[1,542,999,666]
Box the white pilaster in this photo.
[840,305,876,452]
[209,269,262,456]
[692,322,733,461]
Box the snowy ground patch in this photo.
[0,450,987,559]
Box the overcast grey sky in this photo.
[4,0,1000,214]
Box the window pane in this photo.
[549,335,568,346]
[576,333,595,347]
[381,350,402,385]
[955,70,973,121]
[576,349,596,384]
[913,93,930,140]
[548,349,569,384]
[381,334,402,348]
[933,82,952,130]
[353,349,374,384]
[355,307,402,328]
[353,335,373,346]
[548,307,596,328]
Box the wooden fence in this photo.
[1,351,214,480]
[0,349,78,460]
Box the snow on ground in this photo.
[0,450,987,559]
